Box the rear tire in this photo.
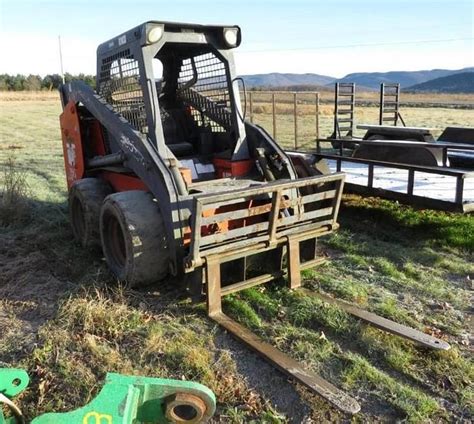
[367,134,387,141]
[69,178,112,248]
[100,191,170,287]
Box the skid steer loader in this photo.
[59,21,449,415]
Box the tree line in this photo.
[0,73,96,91]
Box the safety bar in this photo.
[185,173,345,271]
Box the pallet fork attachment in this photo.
[299,289,450,351]
[184,173,449,414]
[206,248,362,415]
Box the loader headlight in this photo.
[147,25,164,44]
[223,27,239,47]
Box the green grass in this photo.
[1,99,473,422]
[342,353,441,422]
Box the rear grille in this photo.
[98,49,147,134]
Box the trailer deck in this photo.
[318,153,474,213]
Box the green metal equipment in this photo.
[0,369,216,424]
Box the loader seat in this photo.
[168,142,194,156]
[161,107,197,157]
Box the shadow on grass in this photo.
[339,196,474,252]
[0,198,318,422]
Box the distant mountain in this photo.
[334,67,474,90]
[239,67,474,91]
[407,72,474,93]
[241,72,336,88]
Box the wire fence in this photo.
[241,91,321,151]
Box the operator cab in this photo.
[96,21,295,190]
[154,40,255,184]
[96,22,253,183]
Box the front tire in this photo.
[100,191,170,287]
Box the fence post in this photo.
[272,93,277,139]
[315,92,320,150]
[249,91,253,123]
[293,92,298,150]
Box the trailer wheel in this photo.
[69,178,113,248]
[100,191,170,287]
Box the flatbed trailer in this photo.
[321,83,474,212]
[313,139,474,213]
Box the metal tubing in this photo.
[300,256,327,270]
[249,91,253,123]
[168,160,188,196]
[195,173,345,204]
[199,225,333,266]
[315,92,320,149]
[407,170,415,195]
[272,93,277,139]
[206,259,222,317]
[86,152,124,168]
[221,272,282,296]
[455,176,464,204]
[379,83,384,125]
[368,164,374,188]
[287,239,301,289]
[268,189,282,243]
[293,92,298,150]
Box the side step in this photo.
[300,289,450,351]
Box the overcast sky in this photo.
[0,0,472,78]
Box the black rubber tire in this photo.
[367,134,387,141]
[100,191,170,287]
[69,178,113,248]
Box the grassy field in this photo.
[243,91,474,150]
[246,90,474,106]
[0,98,473,423]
